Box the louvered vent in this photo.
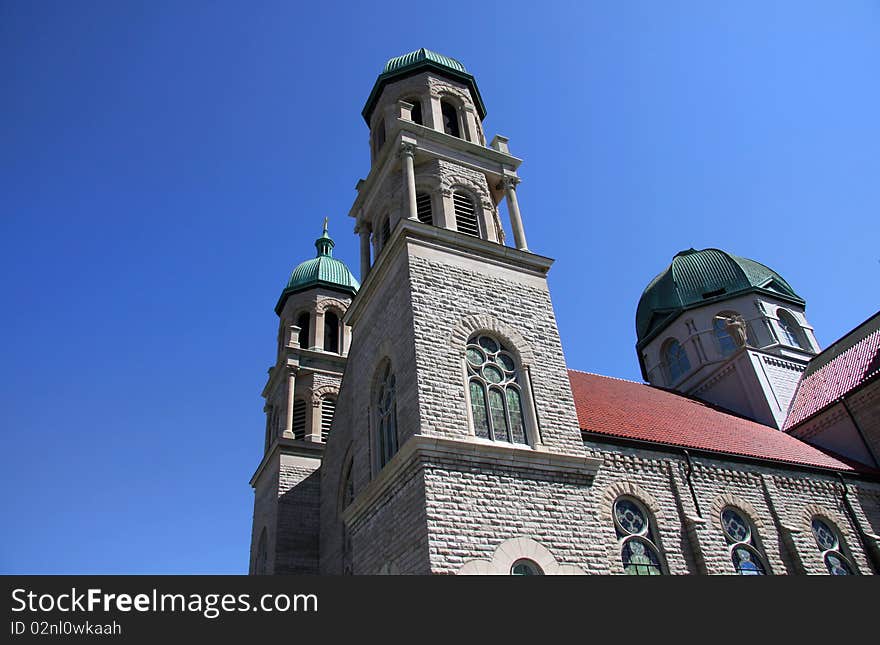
[416,192,432,224]
[292,399,307,441]
[321,398,336,443]
[453,192,479,237]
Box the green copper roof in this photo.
[275,220,359,315]
[362,48,486,125]
[635,248,804,345]
[383,49,467,74]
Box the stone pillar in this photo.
[307,397,322,443]
[314,311,325,352]
[358,224,371,281]
[397,99,413,122]
[500,176,528,251]
[283,369,296,439]
[463,105,479,143]
[401,142,418,220]
[288,324,301,349]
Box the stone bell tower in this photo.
[318,49,600,575]
[248,220,358,575]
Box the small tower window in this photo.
[292,399,307,440]
[408,98,422,125]
[453,191,480,237]
[321,396,336,442]
[777,309,808,350]
[297,312,310,348]
[324,311,340,353]
[663,338,691,384]
[416,192,433,225]
[441,101,460,138]
[713,312,740,357]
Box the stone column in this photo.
[521,367,543,448]
[283,369,296,439]
[358,224,371,281]
[314,311,325,352]
[400,142,418,220]
[500,176,528,251]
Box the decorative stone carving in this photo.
[716,314,748,347]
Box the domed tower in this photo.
[248,220,358,575]
[318,49,594,574]
[636,248,819,429]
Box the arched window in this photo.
[663,338,691,384]
[407,98,422,125]
[324,311,340,353]
[441,101,460,138]
[321,396,336,442]
[510,559,543,575]
[613,497,665,575]
[292,399,307,440]
[296,312,310,348]
[416,191,433,225]
[713,312,739,357]
[375,362,398,468]
[777,309,808,350]
[721,507,769,575]
[811,517,858,575]
[255,527,268,575]
[465,334,528,445]
[453,190,480,237]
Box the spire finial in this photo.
[315,217,335,257]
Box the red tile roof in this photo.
[568,369,855,471]
[784,312,880,430]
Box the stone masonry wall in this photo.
[407,249,585,456]
[274,455,321,574]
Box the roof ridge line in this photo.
[566,368,644,385]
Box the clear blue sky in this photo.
[1,1,878,573]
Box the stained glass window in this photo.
[613,497,664,575]
[465,334,529,445]
[510,559,543,575]
[720,507,768,575]
[811,517,857,575]
[375,363,398,469]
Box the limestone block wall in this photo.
[319,249,420,572]
[273,454,321,575]
[406,247,585,455]
[422,457,599,574]
[248,460,279,574]
[583,441,879,575]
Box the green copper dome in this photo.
[635,248,804,345]
[275,221,359,315]
[362,48,486,125]
[383,48,467,74]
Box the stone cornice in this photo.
[345,219,554,326]
[249,437,324,488]
[341,435,602,528]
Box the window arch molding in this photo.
[661,337,691,384]
[458,537,585,575]
[776,308,809,350]
[799,504,860,575]
[448,315,536,367]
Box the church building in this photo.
[248,49,880,575]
